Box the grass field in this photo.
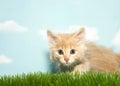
[0,72,120,86]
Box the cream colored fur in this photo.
[47,28,120,73]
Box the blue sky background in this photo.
[0,0,120,75]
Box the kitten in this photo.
[47,28,120,73]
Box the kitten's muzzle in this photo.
[64,57,69,63]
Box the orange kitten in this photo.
[47,28,120,73]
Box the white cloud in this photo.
[38,25,99,42]
[68,25,99,42]
[0,55,12,64]
[38,29,47,37]
[112,29,120,46]
[0,20,28,32]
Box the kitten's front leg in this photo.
[72,61,90,74]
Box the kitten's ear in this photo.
[47,30,59,46]
[73,27,85,43]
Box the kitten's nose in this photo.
[64,57,69,63]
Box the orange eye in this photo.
[70,49,75,54]
[58,49,64,55]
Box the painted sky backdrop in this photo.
[0,0,120,75]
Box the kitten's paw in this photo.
[72,63,90,74]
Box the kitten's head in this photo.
[47,28,86,66]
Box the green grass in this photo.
[0,72,120,86]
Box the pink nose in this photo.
[64,57,69,63]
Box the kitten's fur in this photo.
[47,28,120,73]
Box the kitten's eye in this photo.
[58,49,64,55]
[70,49,75,54]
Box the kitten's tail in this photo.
[116,54,120,64]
